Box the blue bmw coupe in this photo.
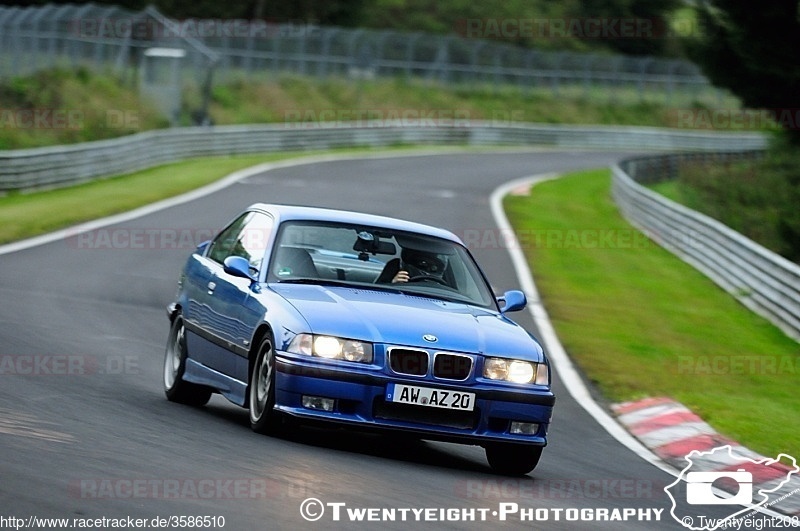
[164,204,555,475]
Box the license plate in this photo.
[386,383,475,411]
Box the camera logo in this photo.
[665,445,799,530]
[685,469,752,505]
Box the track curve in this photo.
[0,150,736,529]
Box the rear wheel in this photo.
[249,336,281,434]
[485,444,543,476]
[163,314,212,406]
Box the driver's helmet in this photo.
[400,248,447,279]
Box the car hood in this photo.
[269,283,543,361]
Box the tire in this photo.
[249,335,281,434]
[485,444,543,476]
[163,313,212,406]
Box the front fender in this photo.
[246,287,312,355]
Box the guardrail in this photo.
[0,122,766,191]
[612,151,800,342]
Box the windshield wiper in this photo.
[275,278,479,306]
[390,286,472,305]
[274,278,355,288]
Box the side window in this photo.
[208,214,249,264]
[234,213,274,272]
[207,212,274,273]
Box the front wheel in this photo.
[485,444,543,476]
[249,336,281,434]
[163,314,212,406]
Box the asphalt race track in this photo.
[0,150,740,530]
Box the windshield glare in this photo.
[268,221,496,309]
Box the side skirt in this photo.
[184,358,247,406]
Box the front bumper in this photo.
[273,354,555,446]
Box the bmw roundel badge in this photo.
[423,334,438,343]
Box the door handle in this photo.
[207,281,216,294]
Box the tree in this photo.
[570,0,684,56]
[688,0,800,143]
[0,0,366,25]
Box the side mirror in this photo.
[498,290,527,313]
[223,255,257,282]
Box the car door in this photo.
[183,213,248,374]
[202,211,274,378]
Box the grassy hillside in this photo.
[200,75,681,128]
[0,67,168,150]
[649,138,800,264]
[0,67,756,150]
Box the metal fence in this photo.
[613,152,800,342]
[0,5,215,78]
[0,4,723,107]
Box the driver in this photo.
[391,248,447,284]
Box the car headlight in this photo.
[288,334,373,363]
[483,357,549,385]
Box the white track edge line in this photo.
[490,173,684,479]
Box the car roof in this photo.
[249,203,464,245]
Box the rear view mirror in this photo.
[353,231,397,257]
[498,290,527,313]
[223,255,257,281]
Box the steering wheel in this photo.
[407,275,449,286]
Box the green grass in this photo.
[0,151,361,244]
[648,179,681,202]
[505,168,800,458]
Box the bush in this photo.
[668,133,800,263]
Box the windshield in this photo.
[267,220,497,309]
